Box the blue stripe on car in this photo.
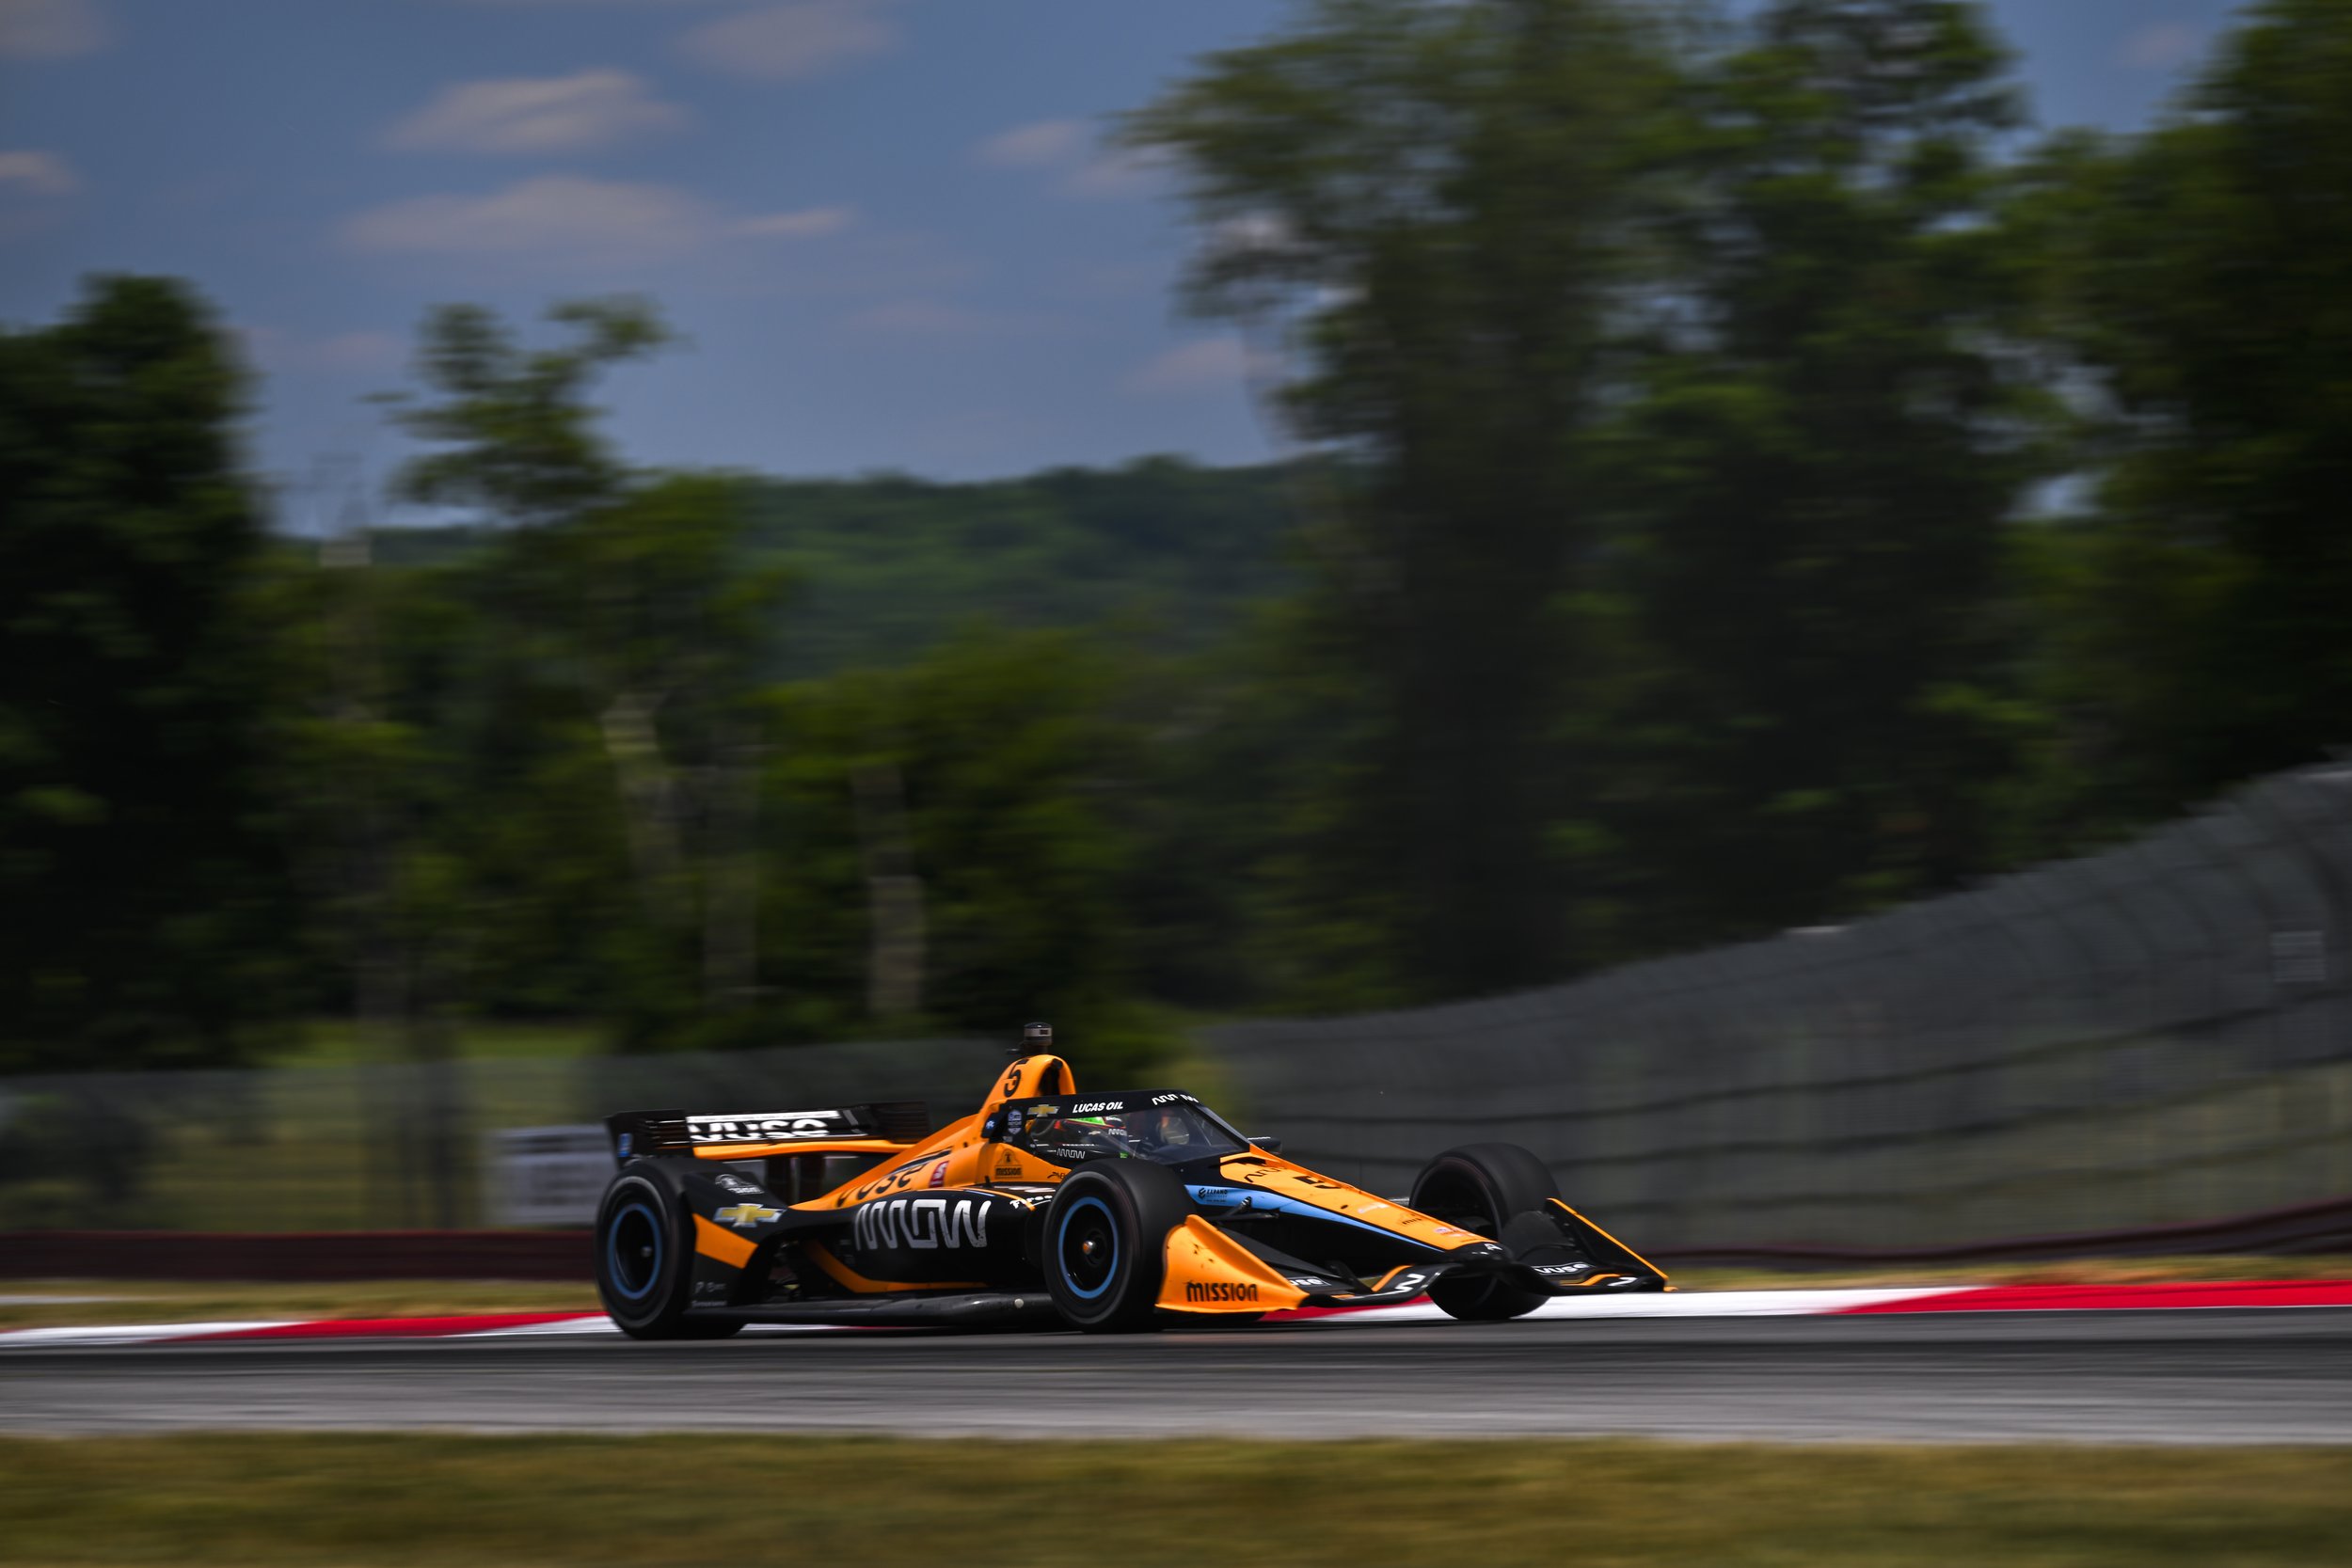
[1185,1184,1426,1242]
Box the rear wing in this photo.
[605,1101,931,1164]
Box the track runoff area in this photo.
[8,1279,2352,1446]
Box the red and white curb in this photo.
[8,1279,2352,1348]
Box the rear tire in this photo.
[595,1160,743,1340]
[1042,1159,1192,1333]
[1410,1143,1556,1323]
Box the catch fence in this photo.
[0,1037,1003,1233]
[1208,765,2352,1250]
[8,768,2352,1253]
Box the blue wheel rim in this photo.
[608,1200,663,1300]
[1056,1195,1118,1300]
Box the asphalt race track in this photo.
[7,1309,2351,1445]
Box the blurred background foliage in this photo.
[7,0,2352,1080]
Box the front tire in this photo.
[1410,1143,1557,1323]
[594,1160,743,1340]
[1042,1159,1192,1333]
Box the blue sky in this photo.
[1,0,2249,515]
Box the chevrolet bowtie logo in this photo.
[714,1203,780,1228]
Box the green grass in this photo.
[265,1018,607,1069]
[0,1435,2347,1566]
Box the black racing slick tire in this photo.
[1042,1159,1192,1333]
[594,1160,744,1340]
[1410,1143,1557,1323]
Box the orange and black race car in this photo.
[594,1025,1667,1336]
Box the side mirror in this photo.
[1248,1135,1283,1154]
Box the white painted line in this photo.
[0,1320,296,1348]
[1532,1288,1943,1318]
[456,1315,617,1338]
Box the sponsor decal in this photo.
[994,1154,1023,1177]
[617,1133,634,1158]
[1184,1280,1260,1304]
[1532,1261,1592,1276]
[1006,1110,1025,1135]
[1189,1186,1254,1211]
[713,1203,781,1228]
[715,1173,760,1195]
[1029,1104,1056,1119]
[850,1196,992,1251]
[1149,1092,1190,1105]
[687,1111,848,1145]
[693,1279,726,1300]
[847,1154,959,1203]
[928,1160,949,1189]
[1072,1101,1123,1114]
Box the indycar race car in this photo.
[594,1025,1667,1336]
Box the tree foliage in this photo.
[0,277,297,1071]
[11,0,2352,1073]
[1573,0,2044,956]
[1131,0,1682,997]
[2007,0,2352,833]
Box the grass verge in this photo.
[1,1434,2348,1566]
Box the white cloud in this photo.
[386,70,688,155]
[2120,21,2201,72]
[341,175,719,265]
[1063,146,1168,200]
[341,176,850,268]
[735,204,855,237]
[0,150,79,196]
[972,117,1163,200]
[0,0,109,59]
[973,119,1087,169]
[676,1,898,81]
[1122,336,1264,396]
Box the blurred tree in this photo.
[1572,0,2046,953]
[2006,0,2352,835]
[760,628,1166,1078]
[391,298,667,526]
[371,302,786,1050]
[1132,0,1681,1000]
[0,277,299,1071]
